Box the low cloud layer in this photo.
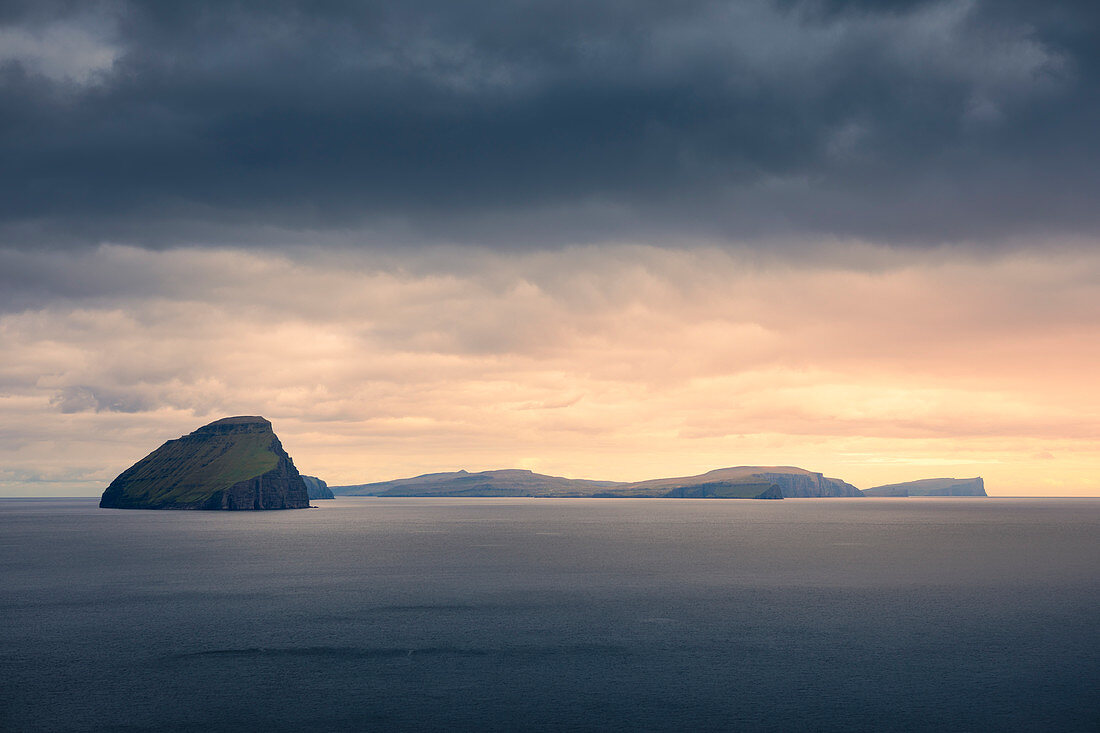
[2,0,1099,248]
[2,244,1097,496]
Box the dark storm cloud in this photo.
[1,0,1098,248]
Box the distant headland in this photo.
[862,477,986,497]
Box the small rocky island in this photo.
[301,475,335,500]
[99,416,311,510]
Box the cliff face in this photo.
[752,471,862,498]
[863,477,987,497]
[99,416,311,510]
[301,475,335,499]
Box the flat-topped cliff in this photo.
[862,477,986,497]
[99,416,311,510]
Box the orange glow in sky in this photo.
[3,243,1097,497]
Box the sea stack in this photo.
[99,416,312,510]
[301,475,335,500]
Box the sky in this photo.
[1,0,1098,497]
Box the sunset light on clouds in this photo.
[3,242,1097,496]
[2,0,1099,496]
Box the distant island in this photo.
[334,467,988,499]
[862,477,986,497]
[332,466,864,499]
[99,416,312,510]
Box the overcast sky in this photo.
[2,0,1098,496]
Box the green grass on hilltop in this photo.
[107,431,279,506]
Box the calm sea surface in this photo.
[1,497,1097,732]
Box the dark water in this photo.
[1,497,1097,732]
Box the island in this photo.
[99,416,312,510]
[862,477,987,497]
[332,465,862,499]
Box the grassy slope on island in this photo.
[102,429,278,507]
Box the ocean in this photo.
[1,497,1097,732]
